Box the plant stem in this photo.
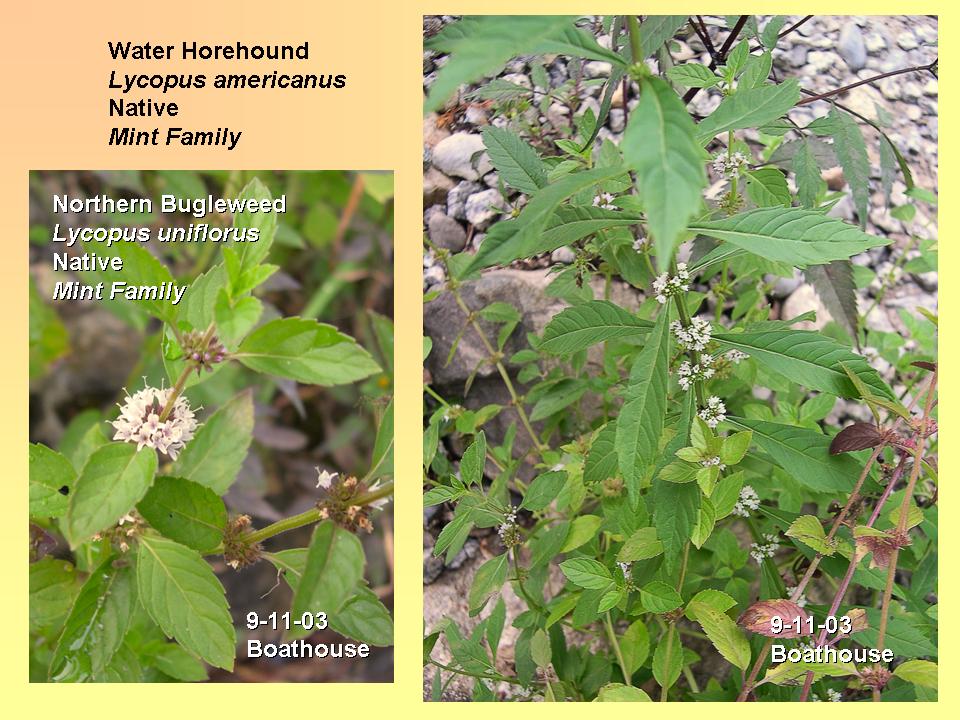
[683,16,748,103]
[658,541,690,702]
[626,15,643,65]
[158,322,216,422]
[245,480,394,545]
[797,59,938,106]
[429,659,533,687]
[604,611,632,686]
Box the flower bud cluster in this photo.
[750,533,780,565]
[653,263,690,304]
[671,317,712,351]
[712,151,750,178]
[677,354,715,390]
[733,485,760,517]
[698,395,727,428]
[181,330,227,376]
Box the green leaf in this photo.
[689,207,888,266]
[330,586,394,647]
[541,300,651,354]
[618,527,663,562]
[712,329,895,400]
[460,431,486,486]
[721,431,752,466]
[468,553,509,615]
[689,601,750,671]
[223,178,279,295]
[762,660,858,686]
[745,168,790,207]
[684,589,737,621]
[531,628,552,669]
[640,581,683,614]
[49,557,137,682]
[562,515,602,552]
[29,557,81,632]
[666,63,720,88]
[520,470,566,511]
[291,521,365,619]
[236,317,380,385]
[805,261,860,341]
[29,443,74,518]
[91,242,178,323]
[638,16,689,58]
[697,80,800,143]
[727,417,864,493]
[424,16,582,113]
[530,378,588,421]
[481,126,547,194]
[595,683,652,701]
[462,165,628,276]
[622,77,706,268]
[616,308,671,505]
[172,390,253,495]
[137,534,236,670]
[584,423,618,485]
[559,557,613,590]
[621,619,650,674]
[178,264,226,331]
[893,659,938,689]
[786,514,836,555]
[149,642,209,682]
[823,108,871,227]
[137,476,227,553]
[652,625,682,691]
[64,442,157,548]
[793,139,822,208]
[214,291,262,348]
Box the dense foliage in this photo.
[423,16,937,702]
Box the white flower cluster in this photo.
[700,455,726,471]
[498,506,519,541]
[733,485,760,517]
[698,395,727,428]
[677,354,715,390]
[632,236,648,252]
[653,263,690,304]
[441,404,462,422]
[618,561,631,576]
[111,386,198,460]
[750,533,780,565]
[811,689,843,702]
[786,585,808,608]
[712,151,750,178]
[671,316,712,351]
[316,469,339,489]
[725,349,749,364]
[592,192,617,210]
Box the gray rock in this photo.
[428,213,467,252]
[608,108,625,133]
[782,283,833,330]
[446,181,482,220]
[838,22,867,71]
[583,60,612,78]
[423,265,446,288]
[897,32,919,50]
[423,167,454,206]
[431,132,493,181]
[864,32,887,54]
[551,246,576,264]
[807,50,838,73]
[464,189,506,229]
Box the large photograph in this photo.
[30,170,394,682]
[422,15,937,701]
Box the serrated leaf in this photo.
[531,628,552,669]
[689,207,888,266]
[595,683,652,701]
[652,625,682,691]
[697,80,800,143]
[86,242,178,324]
[684,589,737,621]
[830,422,882,454]
[462,166,628,276]
[745,168,790,207]
[786,514,836,555]
[559,557,613,590]
[236,317,380,385]
[727,417,864,493]
[520,470,566,511]
[562,515,602,552]
[793,138,823,209]
[460,431,486,486]
[64,442,157,548]
[690,601,751,671]
[330,586,394,646]
[49,557,137,682]
[172,390,253,495]
[214,291,262,348]
[137,476,227,552]
[667,63,720,88]
[616,309,671,505]
[29,557,81,632]
[621,619,650,674]
[712,329,895,400]
[640,581,682,613]
[638,16,688,58]
[826,108,871,227]
[622,77,706,269]
[29,443,74,518]
[541,300,652,354]
[291,520,365,619]
[468,553,509,615]
[618,527,663,562]
[137,535,236,670]
[893,659,937,689]
[178,264,226,331]
[223,178,279,295]
[805,260,860,341]
[762,660,858,686]
[481,126,547,194]
[149,642,209,682]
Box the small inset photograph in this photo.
[422,16,937,701]
[30,170,394,682]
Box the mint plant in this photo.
[30,170,394,682]
[423,16,937,701]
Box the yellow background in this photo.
[1,0,950,714]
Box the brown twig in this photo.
[683,15,749,103]
[796,59,938,106]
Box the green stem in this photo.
[245,480,394,545]
[429,659,532,687]
[159,322,216,422]
[626,16,643,64]
[604,611,632,686]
